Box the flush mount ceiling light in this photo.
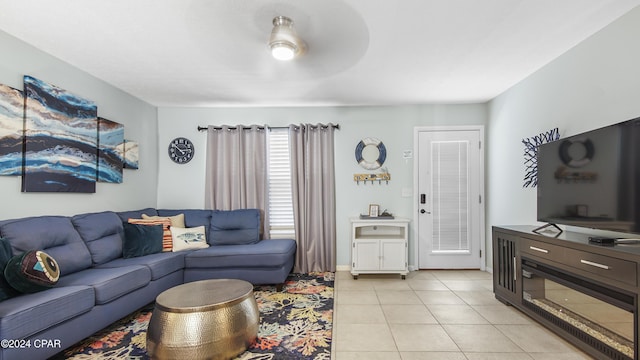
[269,16,306,61]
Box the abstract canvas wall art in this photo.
[0,84,24,176]
[22,76,98,193]
[123,140,139,170]
[97,117,124,183]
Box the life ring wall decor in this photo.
[559,138,594,168]
[355,137,386,170]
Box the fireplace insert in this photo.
[522,257,637,360]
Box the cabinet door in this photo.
[380,240,406,271]
[353,240,380,270]
[492,230,521,304]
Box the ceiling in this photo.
[0,0,638,108]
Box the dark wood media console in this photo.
[493,225,640,360]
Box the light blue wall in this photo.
[157,105,487,268]
[8,2,638,271]
[0,30,158,218]
[487,5,640,268]
[0,27,489,270]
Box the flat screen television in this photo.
[536,117,640,235]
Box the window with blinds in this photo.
[267,129,296,239]
[431,140,470,252]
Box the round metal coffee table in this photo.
[146,279,259,360]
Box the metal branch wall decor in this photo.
[522,128,560,188]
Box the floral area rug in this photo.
[52,272,334,360]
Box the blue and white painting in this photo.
[123,140,139,170]
[97,117,124,183]
[0,84,24,176]
[22,75,98,193]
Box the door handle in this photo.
[420,209,431,214]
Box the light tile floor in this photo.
[331,270,593,360]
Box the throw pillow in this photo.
[122,223,164,258]
[4,250,60,293]
[170,226,209,252]
[0,238,18,300]
[128,218,172,251]
[142,213,185,228]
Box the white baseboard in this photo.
[335,265,492,273]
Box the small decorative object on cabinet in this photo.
[350,217,409,280]
[368,204,379,217]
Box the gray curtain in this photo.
[289,123,336,273]
[204,125,269,238]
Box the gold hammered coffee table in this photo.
[146,279,259,360]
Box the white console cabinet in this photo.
[350,217,409,279]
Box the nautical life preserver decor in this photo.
[354,137,390,185]
[559,138,594,168]
[355,137,386,170]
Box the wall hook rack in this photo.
[354,172,391,185]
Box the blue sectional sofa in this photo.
[0,208,296,360]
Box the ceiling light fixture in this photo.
[269,16,305,61]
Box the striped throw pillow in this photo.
[141,213,185,228]
[128,218,172,252]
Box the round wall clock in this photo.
[168,137,194,164]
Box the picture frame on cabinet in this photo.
[368,204,379,217]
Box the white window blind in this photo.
[267,129,296,239]
[431,140,469,252]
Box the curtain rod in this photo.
[197,124,340,132]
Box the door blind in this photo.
[431,140,470,252]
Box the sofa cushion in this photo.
[171,226,209,252]
[97,252,186,280]
[116,208,158,222]
[4,250,60,293]
[185,239,296,269]
[0,216,92,276]
[122,223,164,258]
[157,209,215,235]
[209,209,260,245]
[56,266,151,305]
[0,238,18,301]
[0,285,94,340]
[72,211,123,265]
[142,213,185,228]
